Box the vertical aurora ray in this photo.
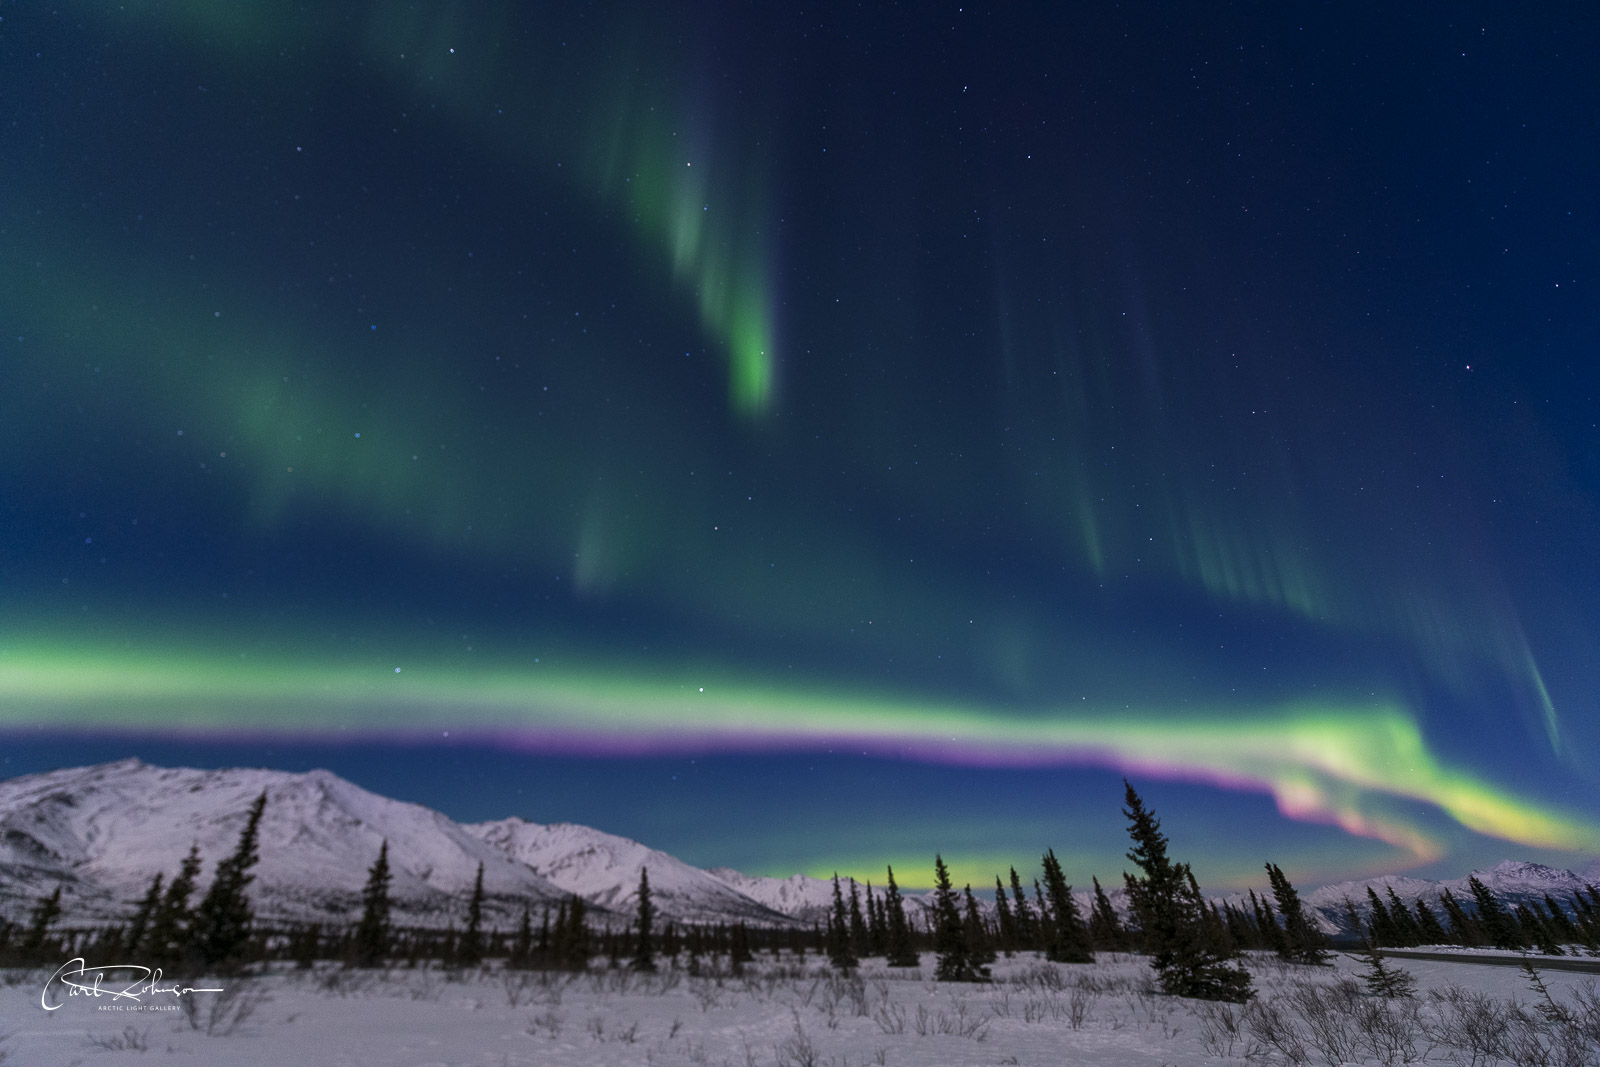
[4,1,1597,891]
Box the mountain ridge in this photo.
[2,760,1594,939]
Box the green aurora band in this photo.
[3,642,1594,867]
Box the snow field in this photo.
[3,951,1598,1066]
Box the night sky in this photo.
[3,2,1597,891]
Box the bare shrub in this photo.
[1010,962,1065,991]
[774,1016,819,1067]
[872,999,907,1034]
[1243,996,1310,1065]
[1021,993,1065,1023]
[1284,981,1362,1066]
[1195,1001,1244,1059]
[911,999,991,1040]
[1068,975,1098,1029]
[525,1009,562,1039]
[1427,983,1510,1064]
[1352,996,1427,1066]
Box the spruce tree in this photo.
[848,880,869,959]
[1040,849,1093,963]
[510,905,533,969]
[145,844,203,968]
[1541,894,1579,945]
[931,855,985,981]
[1516,904,1563,956]
[1224,903,1260,951]
[192,790,267,970]
[1089,876,1126,952]
[1413,896,1449,945]
[124,873,164,958]
[19,885,63,964]
[1121,781,1252,1002]
[1385,887,1421,946]
[993,876,1018,955]
[1439,888,1479,945]
[1355,940,1416,998]
[1266,862,1329,964]
[353,840,393,967]
[1342,896,1365,943]
[631,867,657,972]
[1252,889,1288,955]
[1366,887,1398,947]
[458,862,486,966]
[865,881,886,956]
[882,866,918,967]
[557,894,590,969]
[827,874,859,971]
[963,884,996,964]
[1466,876,1522,950]
[1008,867,1039,951]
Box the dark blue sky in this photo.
[2,2,1596,889]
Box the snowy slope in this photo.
[0,759,575,927]
[467,818,790,925]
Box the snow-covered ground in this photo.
[5,950,1597,1066]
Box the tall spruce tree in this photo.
[1413,896,1449,945]
[554,894,590,969]
[865,881,887,956]
[1121,781,1252,1002]
[631,867,657,972]
[1252,889,1288,955]
[1040,849,1093,963]
[353,840,392,967]
[124,873,164,958]
[1224,903,1261,951]
[1365,887,1398,947]
[1515,904,1563,956]
[1385,887,1421,946]
[993,876,1018,955]
[458,863,486,966]
[963,884,996,964]
[1089,876,1127,952]
[1541,894,1579,945]
[1008,867,1039,951]
[931,855,986,981]
[847,880,869,958]
[827,874,859,971]
[1439,888,1479,945]
[1466,876,1523,950]
[1266,862,1329,964]
[883,866,919,966]
[192,790,267,970]
[145,844,203,968]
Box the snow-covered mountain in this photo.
[0,758,573,927]
[1301,860,1600,939]
[466,819,788,925]
[3,759,1595,941]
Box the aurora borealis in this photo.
[2,3,1597,890]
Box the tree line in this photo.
[1345,876,1600,956]
[3,780,1589,1004]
